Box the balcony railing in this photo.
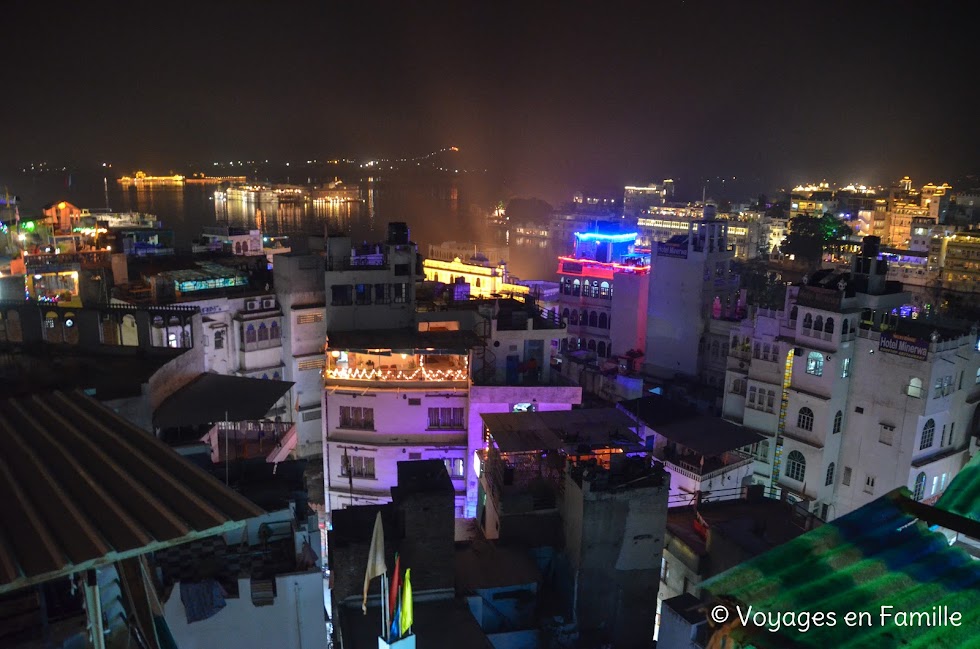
[324,366,469,382]
[325,253,388,271]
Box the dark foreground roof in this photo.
[701,489,980,649]
[153,373,293,428]
[0,391,264,595]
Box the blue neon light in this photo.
[573,231,638,243]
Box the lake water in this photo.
[2,171,566,281]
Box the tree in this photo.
[781,212,851,266]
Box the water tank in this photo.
[861,236,880,258]
[387,222,410,245]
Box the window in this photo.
[257,323,269,342]
[428,407,465,429]
[786,450,806,482]
[940,472,947,491]
[907,377,923,398]
[824,317,834,334]
[766,390,775,413]
[297,312,323,324]
[805,352,824,376]
[748,386,757,405]
[931,475,938,496]
[762,343,771,361]
[825,462,835,486]
[797,407,814,431]
[976,367,980,384]
[660,558,670,583]
[833,410,842,434]
[813,316,823,331]
[245,324,257,344]
[597,341,607,357]
[589,311,598,328]
[444,458,465,479]
[948,422,955,447]
[753,342,761,359]
[842,466,852,486]
[913,472,927,501]
[355,283,371,305]
[331,284,353,306]
[340,406,375,429]
[298,357,325,371]
[802,313,812,329]
[842,319,850,335]
[759,440,770,462]
[270,321,280,340]
[841,358,850,378]
[920,419,935,449]
[393,283,409,303]
[934,375,952,398]
[864,475,876,494]
[341,454,375,479]
[940,425,947,447]
[375,284,389,304]
[599,313,608,329]
[731,378,746,396]
[214,330,225,350]
[570,310,579,325]
[394,263,411,276]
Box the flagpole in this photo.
[380,573,388,640]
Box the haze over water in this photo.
[3,171,566,281]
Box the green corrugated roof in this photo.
[936,452,980,523]
[701,489,980,648]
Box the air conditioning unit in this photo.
[246,300,259,311]
[262,298,276,309]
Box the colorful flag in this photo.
[389,597,400,641]
[399,568,413,636]
[388,554,401,618]
[362,512,386,614]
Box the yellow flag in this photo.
[399,568,413,636]
[362,512,386,614]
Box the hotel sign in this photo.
[879,332,929,361]
[796,286,842,311]
[656,241,688,259]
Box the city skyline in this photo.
[4,1,977,202]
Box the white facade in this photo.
[722,260,980,521]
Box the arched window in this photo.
[258,322,269,341]
[798,407,814,431]
[842,319,850,335]
[589,311,598,328]
[908,377,924,397]
[806,352,824,376]
[120,314,138,346]
[562,308,570,323]
[913,472,927,501]
[587,339,596,352]
[813,315,823,331]
[833,410,843,434]
[245,324,257,344]
[825,317,834,333]
[572,279,581,296]
[825,462,835,486]
[261,373,268,380]
[599,313,608,329]
[597,341,607,357]
[802,313,813,329]
[570,310,579,325]
[273,371,281,380]
[920,419,935,449]
[475,278,481,288]
[152,315,164,328]
[42,311,64,344]
[214,330,225,350]
[599,281,610,297]
[270,321,280,340]
[786,450,806,482]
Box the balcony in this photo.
[202,420,296,463]
[324,349,469,387]
[653,447,755,483]
[325,252,389,271]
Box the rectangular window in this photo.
[374,283,389,304]
[393,283,409,303]
[409,452,422,460]
[331,284,353,306]
[340,406,375,429]
[949,422,955,446]
[805,352,824,376]
[842,466,852,486]
[341,454,375,479]
[864,475,876,494]
[394,263,411,276]
[661,558,669,583]
[931,475,938,495]
[301,409,322,422]
[355,283,371,305]
[408,398,421,406]
[841,357,850,378]
[444,458,465,479]
[940,472,947,491]
[428,407,465,429]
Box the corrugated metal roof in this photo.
[0,391,264,595]
[936,452,980,523]
[701,489,980,648]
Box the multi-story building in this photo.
[624,182,669,218]
[422,255,528,299]
[637,206,769,261]
[645,218,741,383]
[722,237,980,521]
[789,183,837,219]
[557,230,649,359]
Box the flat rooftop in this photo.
[455,540,541,592]
[619,396,763,455]
[667,497,808,558]
[481,408,643,454]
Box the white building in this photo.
[722,237,980,520]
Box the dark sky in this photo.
[3,1,977,200]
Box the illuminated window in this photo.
[443,458,465,479]
[341,454,375,479]
[513,402,536,413]
[841,358,850,378]
[393,283,409,303]
[355,283,371,305]
[797,407,814,431]
[920,419,935,449]
[805,352,824,376]
[913,472,927,501]
[340,406,374,429]
[428,407,465,429]
[907,377,923,398]
[786,451,806,482]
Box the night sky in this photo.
[3,1,977,199]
